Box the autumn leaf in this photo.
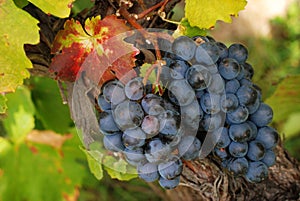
[50,15,139,86]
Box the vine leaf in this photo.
[266,75,300,122]
[3,86,35,145]
[28,0,74,18]
[0,0,39,93]
[0,94,8,114]
[50,15,139,87]
[185,0,247,29]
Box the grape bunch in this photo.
[96,35,279,189]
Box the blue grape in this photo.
[236,85,258,106]
[215,42,228,60]
[158,156,183,180]
[168,79,196,106]
[220,93,239,113]
[229,141,248,157]
[195,90,205,99]
[103,132,125,152]
[113,100,144,130]
[124,77,145,100]
[242,62,254,80]
[141,94,165,116]
[201,113,223,132]
[239,78,252,86]
[214,127,231,148]
[122,127,146,149]
[214,147,229,159]
[236,63,245,80]
[159,110,180,136]
[172,36,197,61]
[245,161,268,183]
[218,58,241,80]
[169,60,189,79]
[158,175,180,189]
[124,147,146,166]
[200,93,221,114]
[226,105,249,124]
[137,162,159,182]
[228,43,248,63]
[185,65,212,90]
[180,100,202,130]
[256,126,279,149]
[145,138,171,163]
[141,115,160,137]
[99,110,120,134]
[225,79,240,94]
[178,135,201,160]
[227,157,248,176]
[247,120,258,140]
[195,42,220,66]
[229,122,252,142]
[97,94,111,111]
[103,80,126,105]
[246,98,260,114]
[207,74,225,94]
[247,140,266,161]
[261,149,276,167]
[250,103,273,127]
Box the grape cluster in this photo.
[96,35,279,189]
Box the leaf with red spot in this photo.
[50,15,139,86]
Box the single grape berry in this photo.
[227,157,249,176]
[172,36,197,61]
[218,58,241,80]
[228,43,248,63]
[229,141,248,158]
[137,162,159,182]
[178,135,201,160]
[247,140,266,161]
[245,161,268,183]
[158,175,180,189]
[256,126,279,149]
[158,155,183,180]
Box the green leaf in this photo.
[71,0,94,16]
[139,63,156,83]
[282,112,300,139]
[30,77,73,133]
[13,0,29,8]
[0,0,39,93]
[174,18,207,38]
[266,75,300,122]
[103,156,137,181]
[0,138,88,201]
[0,94,8,114]
[3,86,35,144]
[185,0,247,29]
[0,137,11,155]
[28,0,74,18]
[80,147,104,180]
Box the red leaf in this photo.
[50,15,139,86]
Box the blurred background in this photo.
[0,0,299,200]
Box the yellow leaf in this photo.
[0,0,39,93]
[185,0,247,29]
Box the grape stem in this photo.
[137,0,167,19]
[119,0,173,94]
